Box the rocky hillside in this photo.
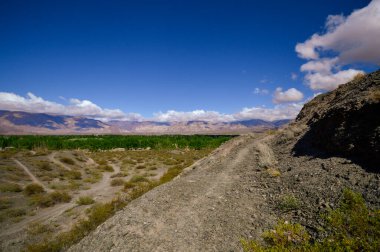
[294,70,380,170]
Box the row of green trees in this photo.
[0,135,234,150]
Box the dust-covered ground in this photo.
[69,129,380,252]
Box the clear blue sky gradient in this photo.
[0,0,373,117]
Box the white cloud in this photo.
[291,73,298,80]
[253,88,269,95]
[153,110,234,123]
[304,69,364,91]
[273,87,304,104]
[233,103,303,121]
[153,103,304,123]
[0,92,304,123]
[0,92,142,121]
[296,0,380,90]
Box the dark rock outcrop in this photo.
[294,70,380,170]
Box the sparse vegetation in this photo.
[31,191,71,207]
[0,182,23,192]
[76,196,95,205]
[277,195,300,212]
[266,168,281,177]
[110,178,125,186]
[242,189,380,252]
[24,183,45,196]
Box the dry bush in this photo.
[255,141,277,168]
[24,183,45,196]
[110,178,125,186]
[0,182,23,193]
[76,196,95,205]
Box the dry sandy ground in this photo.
[0,155,122,249]
[69,130,380,252]
[69,134,279,252]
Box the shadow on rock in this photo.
[293,102,380,173]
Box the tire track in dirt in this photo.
[0,162,122,238]
[69,134,277,252]
[12,158,53,193]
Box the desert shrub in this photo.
[60,157,75,165]
[255,141,277,168]
[353,72,365,82]
[0,182,23,192]
[76,196,95,205]
[124,181,137,189]
[278,195,300,212]
[3,207,27,218]
[110,172,128,178]
[129,175,148,183]
[110,178,125,186]
[27,222,53,236]
[98,164,114,172]
[0,198,12,210]
[31,191,71,207]
[242,189,380,252]
[24,183,45,196]
[266,168,281,177]
[65,170,82,180]
[370,89,380,102]
[39,162,52,171]
[159,166,183,183]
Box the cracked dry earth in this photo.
[69,134,278,252]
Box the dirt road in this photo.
[48,152,72,171]
[69,134,278,252]
[12,158,53,193]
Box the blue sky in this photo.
[0,0,379,121]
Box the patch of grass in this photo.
[24,183,45,196]
[266,168,281,177]
[65,170,82,180]
[0,182,23,192]
[110,178,125,186]
[124,181,137,189]
[242,189,380,252]
[31,191,71,207]
[159,165,183,183]
[60,157,75,165]
[129,175,148,183]
[38,162,52,171]
[0,197,12,210]
[98,164,114,172]
[76,196,95,205]
[277,195,300,212]
[110,172,128,178]
[27,222,53,236]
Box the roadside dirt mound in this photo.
[294,70,380,170]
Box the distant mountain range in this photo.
[0,110,291,134]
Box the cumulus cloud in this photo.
[253,88,269,95]
[153,103,303,123]
[153,110,234,123]
[296,0,380,90]
[0,92,304,123]
[273,87,304,104]
[0,92,142,121]
[233,103,303,121]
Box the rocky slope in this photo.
[294,70,380,170]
